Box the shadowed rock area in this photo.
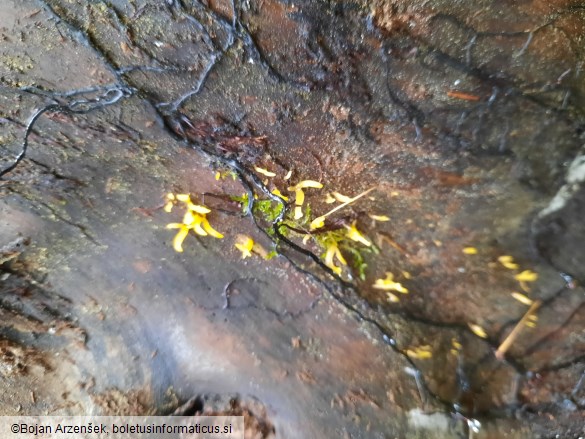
[1,0,584,438]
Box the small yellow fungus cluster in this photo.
[346,222,371,246]
[372,272,409,302]
[235,235,255,259]
[165,193,224,252]
[254,166,277,177]
[310,187,375,230]
[498,255,519,270]
[233,234,272,260]
[288,180,323,220]
[369,214,390,222]
[323,240,347,275]
[462,248,541,338]
[450,339,462,355]
[406,345,432,359]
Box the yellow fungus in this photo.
[324,242,347,275]
[402,271,412,279]
[369,214,390,221]
[498,255,519,270]
[254,166,276,177]
[295,188,305,206]
[215,171,221,180]
[345,222,371,246]
[515,270,538,282]
[331,191,353,203]
[294,206,304,220]
[406,345,433,359]
[463,247,478,255]
[235,235,255,259]
[165,193,223,251]
[271,188,289,201]
[302,234,312,245]
[284,169,293,180]
[171,227,189,252]
[310,216,326,230]
[187,203,212,214]
[310,187,376,230]
[325,193,336,204]
[372,272,408,294]
[468,323,488,339]
[450,339,462,355]
[289,180,323,190]
[511,292,533,306]
[201,217,224,238]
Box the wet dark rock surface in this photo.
[1,0,585,438]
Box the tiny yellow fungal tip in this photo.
[215,171,221,180]
[331,191,353,203]
[346,222,371,246]
[294,206,304,220]
[172,227,189,253]
[235,235,255,259]
[202,217,224,239]
[254,166,276,177]
[468,323,488,339]
[407,346,433,359]
[188,203,212,214]
[310,216,325,230]
[323,242,347,275]
[498,255,519,270]
[176,194,190,202]
[294,188,305,206]
[290,180,323,190]
[463,247,478,255]
[324,193,336,204]
[372,272,409,294]
[515,270,538,282]
[369,214,390,221]
[271,188,289,201]
[511,292,534,306]
[284,169,293,180]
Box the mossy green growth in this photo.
[254,199,284,223]
[230,193,284,222]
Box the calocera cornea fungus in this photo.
[165,193,223,252]
[288,180,323,220]
[373,272,409,302]
[235,235,255,259]
[310,187,376,230]
[323,240,347,275]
